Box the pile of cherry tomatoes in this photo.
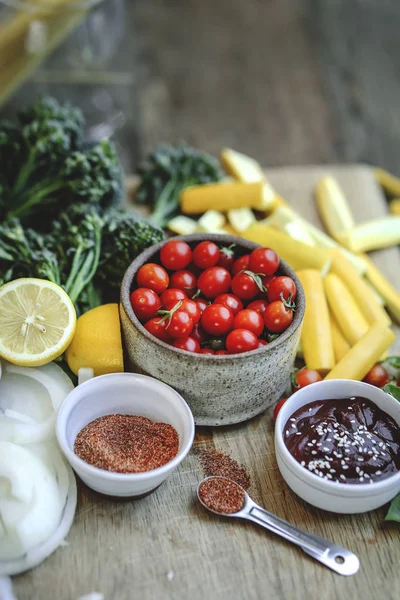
[130,239,298,355]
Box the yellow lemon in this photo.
[0,278,76,367]
[66,303,124,376]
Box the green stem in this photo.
[8,181,64,218]
[12,151,37,195]
[149,177,180,226]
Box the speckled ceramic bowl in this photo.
[120,234,305,426]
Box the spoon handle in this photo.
[245,504,359,576]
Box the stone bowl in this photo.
[120,234,305,426]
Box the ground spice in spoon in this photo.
[74,414,179,473]
[198,477,246,514]
[196,448,251,490]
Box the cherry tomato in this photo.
[233,309,264,337]
[262,274,276,290]
[144,317,171,343]
[165,310,193,338]
[214,293,244,316]
[294,368,322,389]
[215,350,229,355]
[363,364,391,388]
[208,337,226,351]
[201,304,234,336]
[130,288,161,322]
[226,329,258,354]
[180,299,201,324]
[218,245,235,271]
[172,336,200,352]
[191,323,208,344]
[232,254,250,276]
[195,298,209,314]
[137,263,169,294]
[249,247,279,276]
[268,276,297,303]
[264,301,293,333]
[257,339,267,348]
[170,270,197,297]
[192,241,220,269]
[160,288,187,307]
[199,348,215,355]
[197,267,231,299]
[160,240,192,270]
[247,299,269,316]
[231,272,259,300]
[273,398,288,421]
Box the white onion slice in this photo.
[0,442,63,561]
[0,361,73,445]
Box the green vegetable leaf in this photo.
[385,494,400,523]
[383,382,400,402]
[386,356,400,369]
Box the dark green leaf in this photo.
[386,356,400,369]
[383,382,400,402]
[385,494,400,523]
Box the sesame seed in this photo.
[311,451,317,455]
[285,430,289,436]
[376,470,382,475]
[340,474,346,480]
[301,461,306,466]
[296,432,301,436]
[290,418,296,422]
[323,447,329,452]
[342,465,349,470]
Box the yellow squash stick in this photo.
[337,216,400,252]
[296,270,335,374]
[329,311,350,362]
[314,176,355,241]
[328,249,391,326]
[242,224,331,273]
[181,181,274,214]
[325,323,395,381]
[374,167,400,197]
[390,199,400,216]
[360,253,400,324]
[220,148,287,209]
[324,274,369,346]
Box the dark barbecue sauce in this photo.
[283,397,400,484]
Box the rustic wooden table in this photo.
[13,165,400,600]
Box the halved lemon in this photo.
[0,278,76,367]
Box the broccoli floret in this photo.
[136,143,223,226]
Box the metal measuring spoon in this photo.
[197,476,360,576]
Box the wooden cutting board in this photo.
[13,165,400,600]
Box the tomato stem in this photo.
[156,300,183,325]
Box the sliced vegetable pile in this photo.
[130,240,298,355]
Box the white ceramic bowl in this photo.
[56,373,195,497]
[275,379,400,514]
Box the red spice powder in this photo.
[198,477,245,514]
[74,414,179,473]
[197,448,251,490]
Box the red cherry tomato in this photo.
[201,304,234,336]
[169,270,197,297]
[160,240,192,270]
[191,323,208,344]
[218,245,236,271]
[172,337,200,352]
[130,288,161,322]
[247,299,269,316]
[160,288,187,307]
[195,298,209,314]
[268,276,297,303]
[249,247,279,276]
[294,369,322,389]
[363,364,391,388]
[232,254,250,276]
[262,274,277,290]
[192,241,220,269]
[144,317,171,343]
[273,398,288,421]
[197,267,231,299]
[199,348,215,355]
[137,263,169,294]
[165,310,193,338]
[257,339,267,348]
[215,350,229,355]
[233,309,264,337]
[226,329,258,354]
[231,272,259,300]
[214,293,244,316]
[264,301,293,333]
[180,299,201,324]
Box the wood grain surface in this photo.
[13,165,400,600]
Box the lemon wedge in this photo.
[0,278,76,367]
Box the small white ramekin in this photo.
[56,373,195,497]
[275,379,400,514]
